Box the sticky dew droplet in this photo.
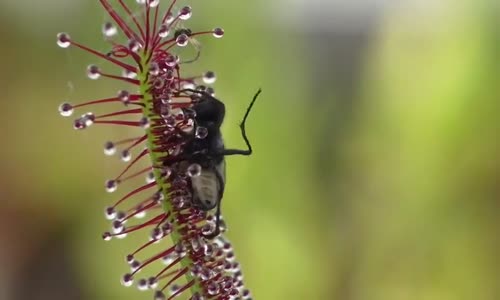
[103,141,116,156]
[102,22,117,37]
[56,32,71,48]
[202,71,216,84]
[195,126,208,139]
[86,65,101,80]
[187,164,202,177]
[179,6,192,20]
[58,102,73,117]
[105,179,118,193]
[213,27,224,38]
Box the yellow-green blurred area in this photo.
[0,0,499,299]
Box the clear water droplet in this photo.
[118,90,130,105]
[116,211,126,221]
[187,164,202,177]
[207,282,220,295]
[82,112,95,127]
[121,150,131,162]
[149,62,160,76]
[213,27,224,38]
[191,292,205,300]
[165,12,174,24]
[112,220,124,234]
[191,265,202,277]
[86,65,101,80]
[202,71,217,84]
[121,274,134,287]
[73,118,86,130]
[130,259,141,272]
[165,55,177,67]
[150,227,163,240]
[56,32,71,48]
[105,179,118,193]
[162,253,175,265]
[154,290,166,300]
[104,141,116,156]
[122,69,137,79]
[102,22,117,37]
[202,224,215,236]
[148,277,158,289]
[174,243,187,257]
[102,232,112,241]
[58,102,73,117]
[147,0,160,7]
[195,126,208,139]
[200,268,213,280]
[206,87,215,96]
[153,192,164,203]
[139,117,150,129]
[146,172,155,184]
[182,82,196,90]
[218,219,227,233]
[128,39,141,52]
[105,206,116,220]
[137,278,148,291]
[126,254,135,264]
[158,24,169,38]
[160,104,170,119]
[179,6,192,20]
[162,167,172,179]
[176,34,189,47]
[162,222,172,234]
[169,284,180,296]
[134,208,146,219]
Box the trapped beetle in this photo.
[170,88,262,238]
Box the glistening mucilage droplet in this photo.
[187,163,202,177]
[58,102,73,117]
[102,22,117,37]
[104,141,116,156]
[202,71,217,84]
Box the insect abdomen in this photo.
[191,168,221,210]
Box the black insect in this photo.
[173,88,262,239]
[173,28,193,39]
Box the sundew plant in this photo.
[57,1,253,299]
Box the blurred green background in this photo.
[0,0,499,299]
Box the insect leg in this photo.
[221,88,262,156]
[180,48,201,64]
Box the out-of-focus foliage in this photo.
[0,0,498,300]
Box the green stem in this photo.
[138,54,203,296]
